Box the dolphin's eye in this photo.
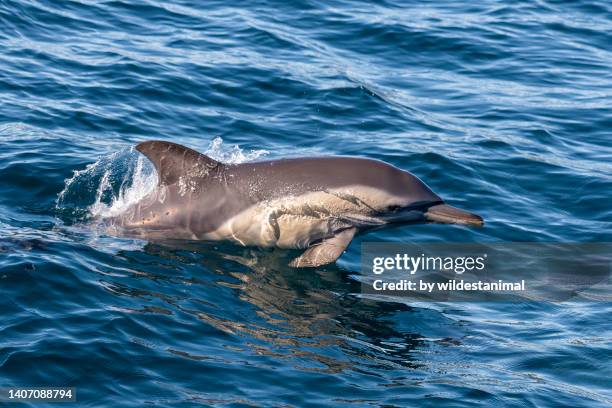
[387,205,402,212]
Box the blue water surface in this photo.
[1,0,611,406]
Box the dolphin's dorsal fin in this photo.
[136,140,221,185]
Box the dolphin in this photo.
[107,141,483,267]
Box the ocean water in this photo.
[1,0,611,406]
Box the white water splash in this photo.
[206,136,268,163]
[56,138,268,223]
[56,152,110,206]
[89,154,158,219]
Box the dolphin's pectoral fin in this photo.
[288,227,357,268]
[136,140,222,186]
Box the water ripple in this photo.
[1,0,611,406]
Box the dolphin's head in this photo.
[373,167,484,227]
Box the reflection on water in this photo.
[109,241,426,375]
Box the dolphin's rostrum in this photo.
[108,141,484,267]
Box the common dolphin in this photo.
[107,141,483,267]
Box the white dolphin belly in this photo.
[200,188,385,249]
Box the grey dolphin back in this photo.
[136,140,222,186]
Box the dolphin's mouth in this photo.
[424,203,484,226]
